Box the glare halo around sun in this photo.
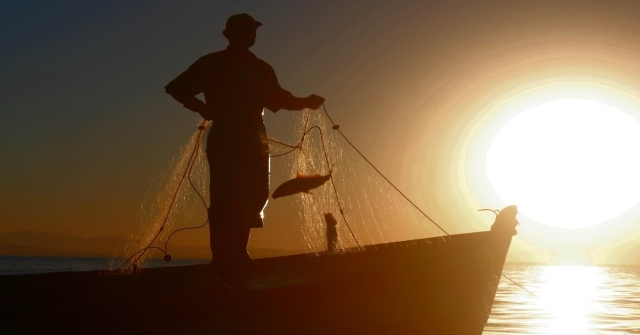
[486,99,640,229]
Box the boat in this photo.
[0,218,514,335]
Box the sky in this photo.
[3,0,640,261]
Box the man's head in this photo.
[223,13,262,50]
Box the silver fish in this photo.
[271,172,332,199]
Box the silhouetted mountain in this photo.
[0,231,126,256]
[0,243,72,257]
[0,231,298,259]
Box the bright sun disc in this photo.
[486,99,640,229]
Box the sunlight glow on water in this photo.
[538,266,602,335]
[485,265,640,335]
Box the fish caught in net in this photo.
[112,106,446,270]
[271,107,444,254]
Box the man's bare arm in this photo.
[165,57,214,119]
[280,94,325,111]
[265,64,324,112]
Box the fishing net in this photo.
[110,121,210,271]
[112,107,446,271]
[271,107,444,253]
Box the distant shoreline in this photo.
[0,231,301,260]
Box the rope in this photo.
[117,120,207,271]
[129,102,447,263]
[320,104,605,334]
[269,122,363,247]
[498,272,604,335]
[321,104,450,236]
[121,110,363,268]
[20,107,606,335]
[304,125,362,248]
[164,126,211,255]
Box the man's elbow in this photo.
[165,86,187,104]
[165,85,178,97]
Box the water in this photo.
[1,258,638,333]
[0,256,208,276]
[485,264,640,335]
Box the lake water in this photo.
[0,255,208,275]
[1,257,638,334]
[485,264,640,335]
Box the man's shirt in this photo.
[165,48,296,125]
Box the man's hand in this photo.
[195,105,214,121]
[186,101,213,120]
[305,94,325,110]
[169,94,214,120]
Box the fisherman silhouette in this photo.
[165,13,324,266]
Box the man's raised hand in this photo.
[305,94,325,110]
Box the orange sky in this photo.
[3,1,640,262]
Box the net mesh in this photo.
[110,121,210,271]
[112,107,446,270]
[272,107,443,253]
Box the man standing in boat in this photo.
[165,13,324,266]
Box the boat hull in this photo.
[0,230,512,334]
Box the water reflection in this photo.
[485,265,640,335]
[537,266,602,335]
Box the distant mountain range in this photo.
[0,231,298,260]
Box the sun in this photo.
[486,99,640,229]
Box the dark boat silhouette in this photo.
[0,223,513,335]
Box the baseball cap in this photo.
[225,13,262,31]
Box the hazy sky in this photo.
[3,0,640,259]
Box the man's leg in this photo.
[226,228,251,262]
[210,224,251,264]
[209,224,227,264]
